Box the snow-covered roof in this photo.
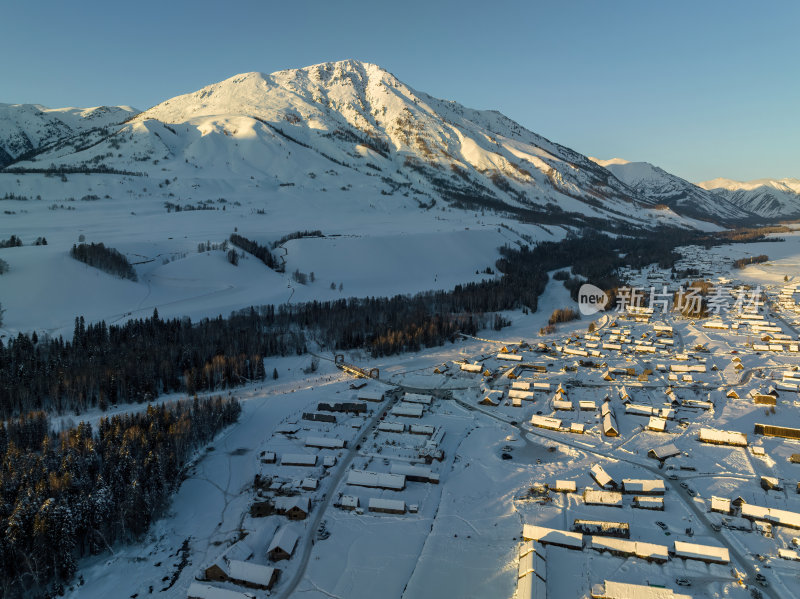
[339,495,359,508]
[274,496,310,514]
[552,480,577,492]
[530,415,561,429]
[391,403,424,417]
[403,392,433,405]
[632,496,663,509]
[573,519,629,535]
[647,417,667,432]
[410,424,435,435]
[583,489,623,507]
[710,496,731,512]
[511,381,531,390]
[281,453,317,466]
[187,582,256,599]
[589,537,668,562]
[590,464,614,488]
[347,469,405,490]
[378,422,405,433]
[594,580,691,599]
[698,427,748,447]
[740,503,800,528]
[602,413,619,436]
[517,542,546,581]
[390,463,439,482]
[222,539,254,563]
[626,403,657,417]
[305,436,345,449]
[621,479,665,494]
[779,548,800,561]
[522,525,583,549]
[368,497,405,512]
[267,525,299,556]
[509,389,535,400]
[673,541,729,564]
[227,560,276,586]
[497,352,522,361]
[517,570,547,598]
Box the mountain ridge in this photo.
[698,176,800,218]
[0,60,764,229]
[588,156,755,223]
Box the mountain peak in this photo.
[589,156,630,167]
[593,157,753,222]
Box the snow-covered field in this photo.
[0,188,565,339]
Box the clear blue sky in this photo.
[1,0,797,183]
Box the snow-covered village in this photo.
[2,3,800,599]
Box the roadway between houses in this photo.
[274,381,406,599]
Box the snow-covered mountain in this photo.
[0,103,137,167]
[590,157,755,223]
[1,60,709,230]
[698,177,800,219]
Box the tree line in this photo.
[70,242,138,281]
[0,227,758,420]
[733,254,769,269]
[0,395,240,598]
[229,233,281,271]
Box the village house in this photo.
[275,496,310,520]
[590,464,616,489]
[188,582,259,599]
[673,541,730,565]
[281,453,318,467]
[522,525,584,550]
[590,580,690,599]
[621,479,665,495]
[572,519,629,538]
[583,489,623,508]
[368,497,405,514]
[632,496,664,511]
[698,428,748,447]
[347,469,406,491]
[267,526,299,561]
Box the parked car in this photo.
[680,482,689,489]
[501,453,513,460]
[655,521,668,530]
[675,578,691,587]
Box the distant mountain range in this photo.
[0,60,792,229]
[698,177,800,219]
[0,103,136,167]
[589,157,754,223]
